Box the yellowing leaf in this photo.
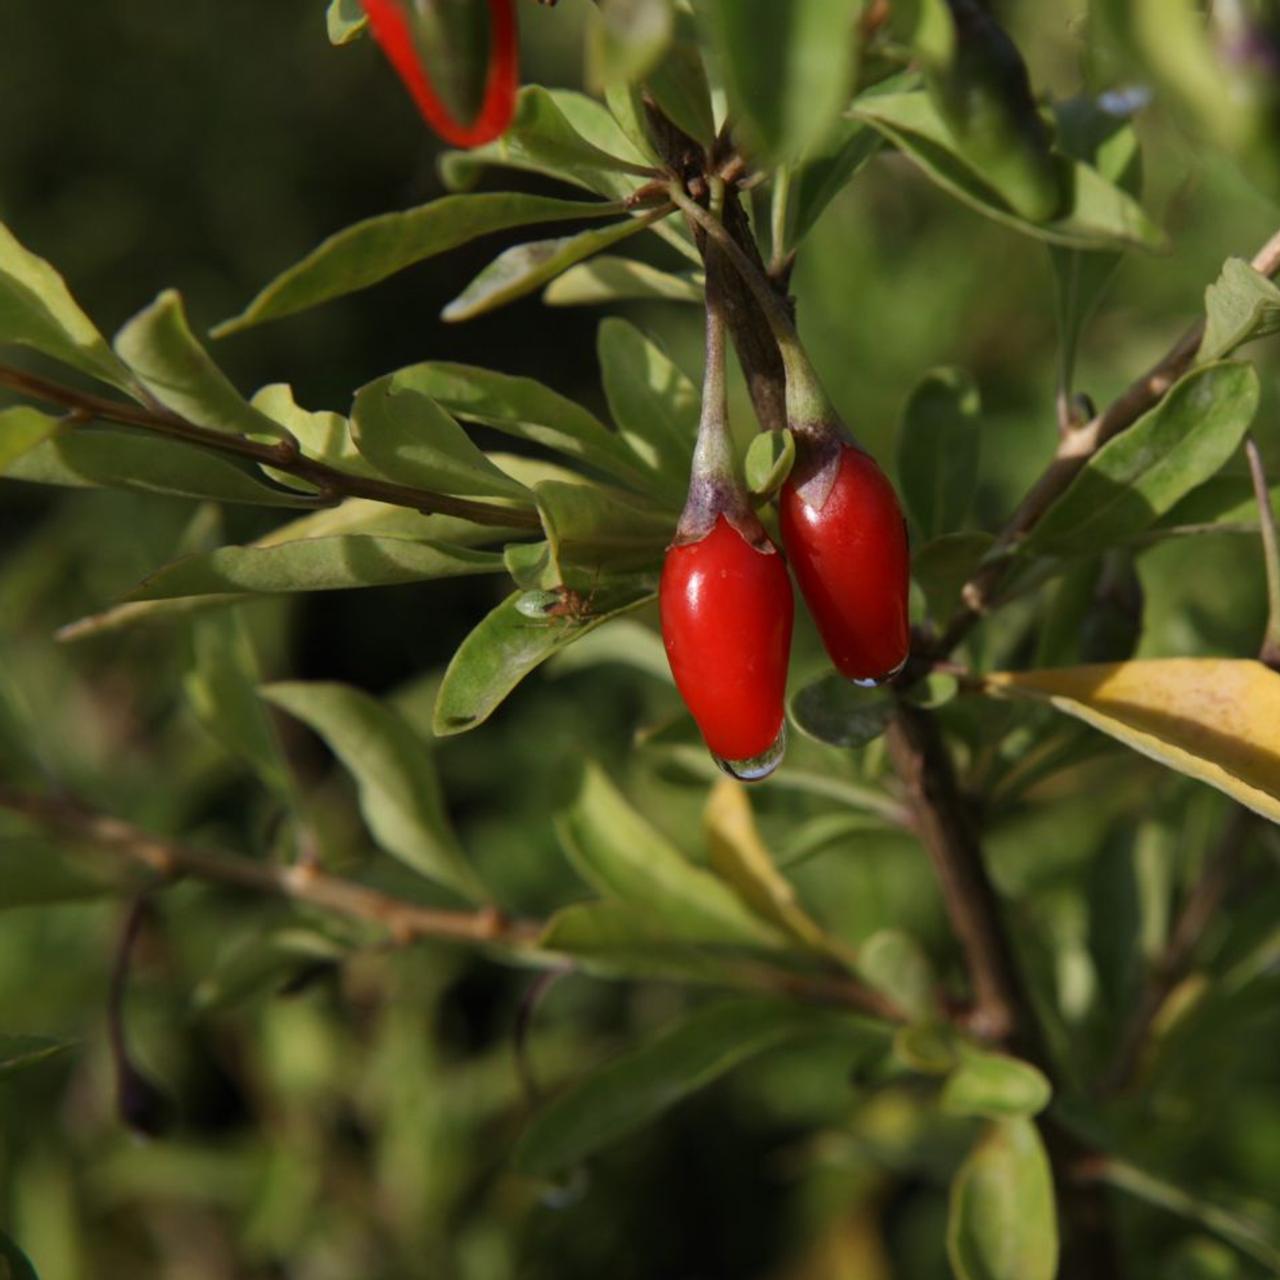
[702,779,843,958]
[983,660,1280,823]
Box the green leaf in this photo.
[262,682,484,900]
[326,0,367,44]
[790,674,895,748]
[0,1033,71,1077]
[546,616,670,680]
[0,1227,39,1280]
[852,90,1168,252]
[1024,363,1260,557]
[1201,258,1280,363]
[193,925,347,1011]
[4,423,315,506]
[251,383,373,475]
[913,531,995,623]
[787,117,884,245]
[114,291,290,440]
[440,86,655,196]
[642,14,717,149]
[214,193,629,336]
[185,610,290,793]
[543,256,702,306]
[893,1023,960,1075]
[745,430,795,499]
[536,479,673,575]
[0,219,135,392]
[433,581,655,734]
[588,0,674,87]
[940,1047,1052,1118]
[555,761,787,948]
[538,901,747,984]
[441,213,668,323]
[127,536,503,602]
[896,366,981,539]
[948,1118,1058,1280]
[371,361,651,491]
[857,929,939,1023]
[598,317,697,501]
[513,998,859,1175]
[699,0,862,163]
[350,375,531,501]
[0,405,58,474]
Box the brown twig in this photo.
[938,225,1280,655]
[0,362,541,531]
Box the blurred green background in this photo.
[2,2,1280,1277]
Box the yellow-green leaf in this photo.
[983,660,1280,824]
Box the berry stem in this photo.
[667,181,841,442]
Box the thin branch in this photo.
[0,362,541,531]
[938,224,1280,654]
[0,784,904,1021]
[1245,434,1280,669]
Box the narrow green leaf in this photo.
[745,430,795,499]
[597,317,697,501]
[852,90,1168,252]
[185,610,290,793]
[857,929,939,1023]
[380,361,651,491]
[940,1047,1052,1118]
[251,383,373,475]
[787,117,884,245]
[114,291,289,440]
[0,405,58,473]
[896,366,981,539]
[0,220,134,391]
[699,0,861,163]
[1201,258,1280,363]
[555,762,785,948]
[643,15,717,148]
[127,537,503,602]
[441,214,667,323]
[543,256,702,306]
[214,192,629,335]
[0,1034,72,1077]
[194,926,347,1011]
[351,374,531,501]
[263,682,484,900]
[4,423,315,506]
[913,531,995,623]
[1024,362,1260,557]
[433,581,655,735]
[514,999,856,1175]
[947,1118,1058,1280]
[790,674,894,748]
[326,0,367,43]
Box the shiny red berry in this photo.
[780,444,910,685]
[360,0,518,148]
[660,516,794,770]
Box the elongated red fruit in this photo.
[780,445,910,685]
[660,516,794,770]
[360,0,518,147]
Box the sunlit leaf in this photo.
[745,430,795,499]
[983,659,1280,824]
[326,0,367,44]
[433,580,655,735]
[940,1047,1052,1118]
[1200,258,1280,363]
[1023,362,1259,557]
[263,681,485,899]
[0,406,58,474]
[948,1117,1058,1280]
[536,478,673,575]
[251,383,373,475]
[543,256,702,306]
[0,219,134,392]
[556,762,786,948]
[441,213,667,322]
[214,192,630,335]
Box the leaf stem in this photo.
[1245,434,1280,669]
[0,361,541,531]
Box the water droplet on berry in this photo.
[713,722,787,782]
[850,655,909,689]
